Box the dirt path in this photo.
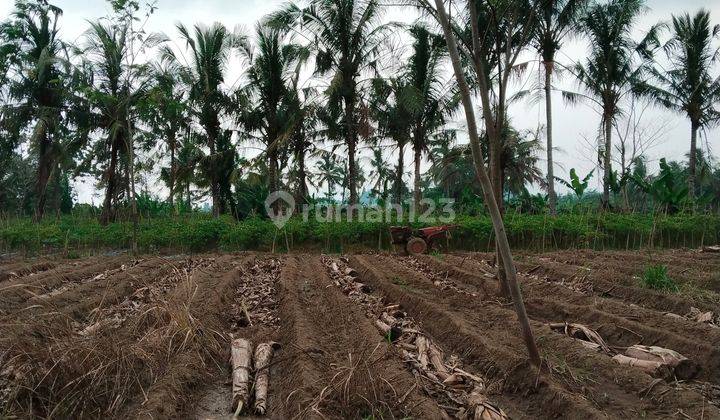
[188,255,282,419]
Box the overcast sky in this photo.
[1,0,718,203]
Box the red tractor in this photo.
[389,225,458,255]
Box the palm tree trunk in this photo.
[168,131,176,211]
[33,119,51,222]
[434,0,540,368]
[100,137,119,225]
[602,115,612,209]
[128,123,138,255]
[689,120,698,199]
[413,144,422,210]
[296,141,308,209]
[345,94,358,205]
[396,141,405,203]
[544,62,557,216]
[209,132,220,218]
[186,182,191,209]
[268,148,279,210]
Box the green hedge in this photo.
[0,213,718,254]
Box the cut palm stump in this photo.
[549,322,697,380]
[231,338,253,416]
[253,342,279,415]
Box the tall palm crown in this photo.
[639,10,720,197]
[315,151,344,199]
[573,0,650,207]
[269,0,393,204]
[83,21,137,224]
[369,76,412,202]
[367,147,392,199]
[403,23,453,207]
[163,22,246,216]
[140,61,190,207]
[0,0,66,219]
[239,24,309,196]
[530,0,588,215]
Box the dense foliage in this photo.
[1,211,717,254]
[0,0,718,252]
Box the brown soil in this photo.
[0,249,716,419]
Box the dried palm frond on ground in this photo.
[231,259,281,330]
[549,322,698,380]
[323,255,509,420]
[402,257,479,297]
[76,258,215,335]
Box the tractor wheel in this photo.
[406,237,428,255]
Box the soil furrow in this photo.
[131,256,244,419]
[353,254,718,419]
[418,254,720,384]
[0,260,57,283]
[349,255,607,419]
[190,255,283,419]
[0,256,128,314]
[517,255,720,314]
[263,255,443,419]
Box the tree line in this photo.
[0,0,718,223]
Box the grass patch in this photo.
[391,277,408,287]
[641,265,678,292]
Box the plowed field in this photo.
[0,249,718,419]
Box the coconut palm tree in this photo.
[403,23,454,209]
[366,148,392,201]
[369,76,412,203]
[83,21,136,225]
[530,0,589,215]
[268,0,394,205]
[139,61,190,209]
[638,10,720,198]
[315,151,344,200]
[237,23,309,200]
[572,0,652,208]
[0,0,67,220]
[162,22,247,217]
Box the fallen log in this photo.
[380,312,398,327]
[231,338,253,416]
[374,319,402,341]
[612,354,671,379]
[624,345,699,380]
[688,307,717,326]
[702,245,720,253]
[254,342,280,415]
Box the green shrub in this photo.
[641,265,678,292]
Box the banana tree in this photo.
[631,158,689,214]
[556,168,594,198]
